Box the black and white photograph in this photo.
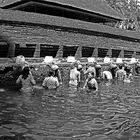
[0,0,140,139]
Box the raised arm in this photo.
[55,78,59,87]
[16,75,22,84]
[58,69,62,84]
[94,79,98,91]
[42,78,48,88]
[83,79,88,89]
[30,74,36,85]
[77,72,80,84]
[115,70,118,78]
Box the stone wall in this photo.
[1,22,140,58]
[1,22,140,88]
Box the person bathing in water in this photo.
[42,71,59,90]
[84,63,96,78]
[16,66,36,94]
[83,72,98,93]
[51,64,62,85]
[69,63,80,91]
[101,66,113,86]
[102,70,113,81]
[115,65,126,80]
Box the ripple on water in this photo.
[104,108,128,114]
[23,134,46,140]
[2,124,28,134]
[10,126,28,134]
[1,78,140,139]
[0,127,15,137]
[86,135,108,140]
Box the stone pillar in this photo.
[56,45,63,58]
[34,44,40,58]
[132,51,136,57]
[7,43,15,58]
[92,48,98,57]
[119,49,124,58]
[75,46,82,58]
[107,49,112,57]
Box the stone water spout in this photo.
[116,58,123,64]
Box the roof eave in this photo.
[0,0,124,21]
[0,9,139,42]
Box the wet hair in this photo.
[21,66,30,80]
[48,71,54,77]
[119,65,123,69]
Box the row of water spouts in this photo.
[65,56,138,64]
[15,55,138,66]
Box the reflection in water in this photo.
[0,78,140,140]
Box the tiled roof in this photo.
[46,0,124,20]
[0,0,124,20]
[0,8,139,41]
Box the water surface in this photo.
[0,78,140,140]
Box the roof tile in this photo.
[0,0,124,20]
[0,8,139,41]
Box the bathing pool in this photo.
[0,77,140,140]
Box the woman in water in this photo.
[16,66,36,94]
[83,72,98,92]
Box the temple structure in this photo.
[0,0,140,59]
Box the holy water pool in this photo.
[1,78,140,140]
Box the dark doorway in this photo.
[124,50,134,58]
[98,48,108,57]
[112,49,121,58]
[63,46,78,58]
[136,52,140,58]
[15,44,36,57]
[0,42,8,57]
[82,47,94,57]
[40,44,59,57]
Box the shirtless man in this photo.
[69,63,80,90]
[102,70,113,81]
